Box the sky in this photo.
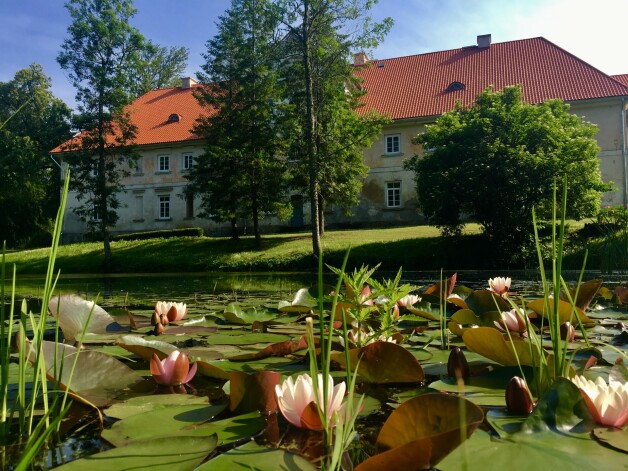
[3,0,628,111]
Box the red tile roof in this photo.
[611,74,628,87]
[53,37,628,153]
[354,37,628,120]
[52,84,208,153]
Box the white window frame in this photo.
[385,134,401,155]
[158,195,171,219]
[158,155,170,172]
[91,203,102,222]
[182,153,194,170]
[90,162,99,177]
[386,181,402,208]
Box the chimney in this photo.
[477,34,492,49]
[353,52,369,66]
[181,77,198,89]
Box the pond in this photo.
[2,269,627,470]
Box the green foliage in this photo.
[276,0,393,252]
[111,227,204,241]
[0,65,72,248]
[189,0,292,242]
[404,86,609,263]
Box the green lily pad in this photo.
[116,335,178,360]
[105,394,211,420]
[197,441,316,470]
[54,435,218,470]
[277,288,318,313]
[522,377,595,433]
[464,290,510,314]
[198,332,291,345]
[223,302,278,325]
[593,427,628,453]
[101,403,227,446]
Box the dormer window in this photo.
[447,81,465,92]
[167,113,181,123]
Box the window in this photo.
[385,134,400,155]
[183,153,194,170]
[90,162,99,177]
[134,194,144,220]
[185,192,194,218]
[158,155,170,172]
[386,181,402,208]
[91,203,102,222]
[158,195,170,219]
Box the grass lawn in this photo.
[4,222,604,275]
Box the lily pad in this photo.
[197,441,316,470]
[229,370,280,414]
[101,403,227,446]
[55,435,218,471]
[105,394,211,420]
[527,298,594,326]
[277,288,318,313]
[355,393,484,470]
[464,290,510,314]
[462,327,542,366]
[228,335,307,361]
[25,339,142,408]
[331,342,424,384]
[49,294,128,343]
[593,427,628,453]
[116,335,178,360]
[223,302,278,325]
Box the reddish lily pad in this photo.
[422,273,457,299]
[229,370,281,414]
[355,393,484,470]
[562,279,603,311]
[228,335,307,361]
[331,341,424,383]
[462,327,542,366]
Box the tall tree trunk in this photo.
[97,97,112,273]
[230,217,239,240]
[303,0,321,259]
[318,193,325,237]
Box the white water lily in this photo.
[155,301,187,322]
[397,294,421,307]
[275,373,346,430]
[488,277,511,296]
[572,375,628,427]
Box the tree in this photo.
[404,85,609,263]
[189,0,292,243]
[127,40,189,99]
[57,0,147,270]
[277,0,392,257]
[0,64,72,247]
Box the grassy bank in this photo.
[3,223,610,275]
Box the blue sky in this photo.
[3,0,627,110]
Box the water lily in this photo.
[572,375,628,427]
[150,351,197,386]
[494,308,528,335]
[155,301,187,323]
[488,277,511,296]
[397,294,421,308]
[506,376,534,415]
[275,373,346,430]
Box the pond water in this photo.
[2,269,627,470]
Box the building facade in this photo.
[53,35,628,242]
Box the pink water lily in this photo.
[150,351,197,386]
[572,375,628,427]
[397,294,421,308]
[488,277,511,296]
[494,308,528,335]
[155,301,187,322]
[275,373,346,430]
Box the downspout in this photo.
[622,97,628,207]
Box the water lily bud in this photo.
[560,322,575,342]
[160,314,169,326]
[506,376,534,415]
[447,346,470,379]
[154,322,164,336]
[151,311,160,326]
